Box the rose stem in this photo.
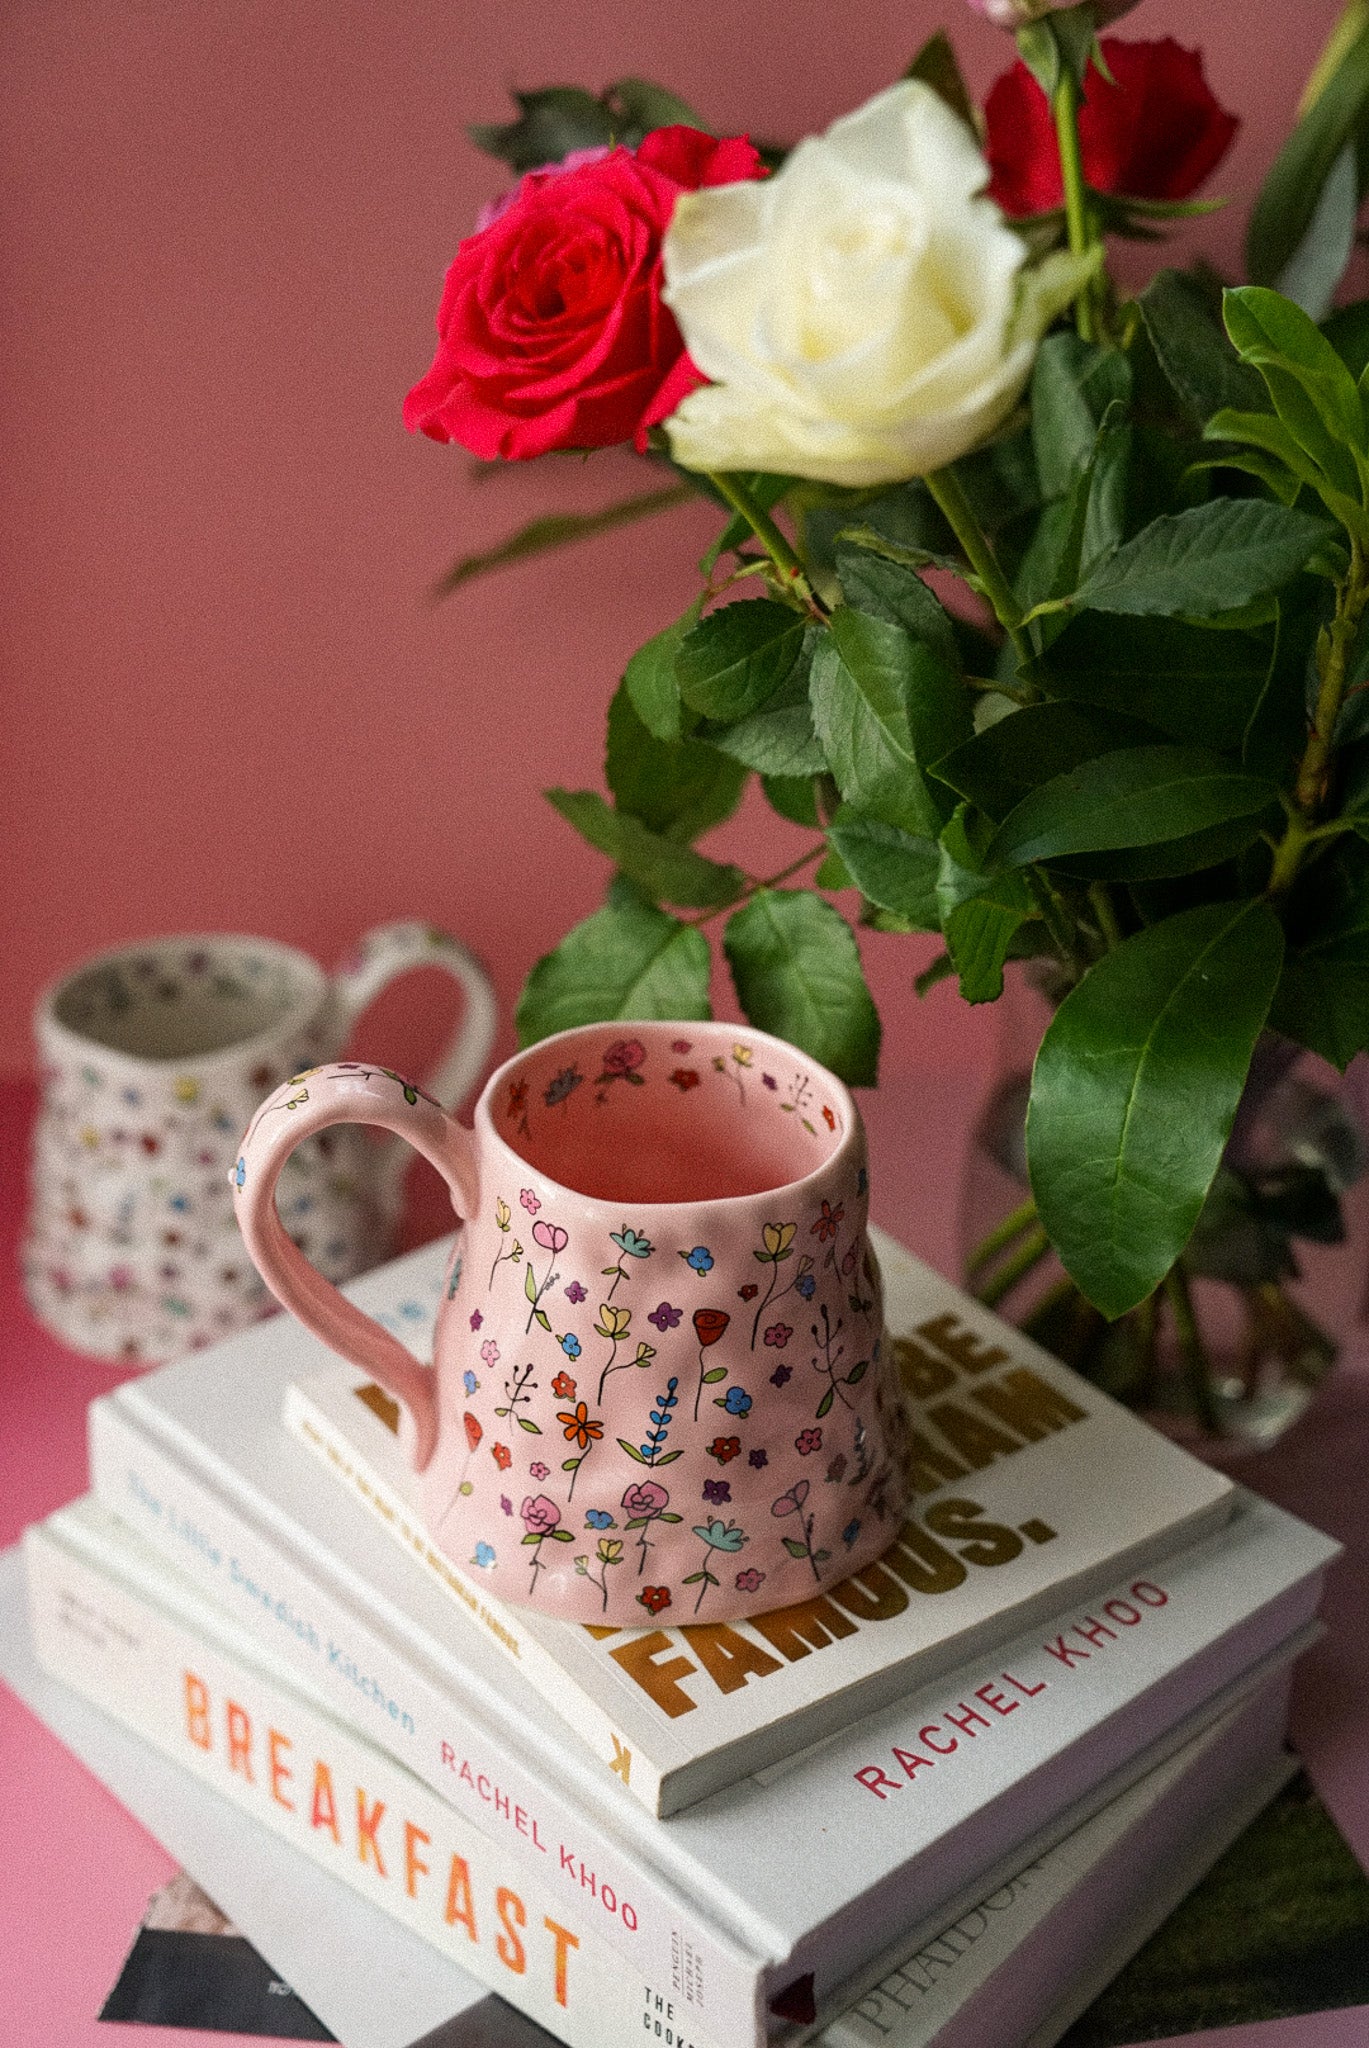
[1051,65,1097,344]
[923,466,1033,672]
[704,472,827,615]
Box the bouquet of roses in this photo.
[405,0,1369,1416]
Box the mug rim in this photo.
[472,1018,862,1211]
[34,931,330,1076]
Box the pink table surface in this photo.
[2,1071,1366,2048]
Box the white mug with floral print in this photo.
[233,1019,910,1624]
[25,925,496,1363]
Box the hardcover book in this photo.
[283,1225,1237,1815]
[85,1241,1339,2048]
[22,1502,1297,2048]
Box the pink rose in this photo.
[622,1480,670,1518]
[404,128,764,461]
[520,1494,561,1536]
[602,1038,647,1076]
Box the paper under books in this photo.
[284,1223,1236,1813]
[25,1497,1297,2048]
[85,1230,1338,2047]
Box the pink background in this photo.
[0,0,1349,1092]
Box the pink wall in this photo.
[1,0,1346,1091]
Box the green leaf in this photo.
[944,892,1034,1005]
[988,747,1279,871]
[932,702,1164,820]
[431,486,694,600]
[623,602,701,743]
[546,790,744,909]
[524,1265,539,1304]
[1029,334,1131,501]
[516,900,711,1046]
[1323,297,1369,380]
[469,86,615,170]
[832,519,960,580]
[1222,286,1367,499]
[815,1387,835,1419]
[814,847,853,891]
[1027,901,1285,1318]
[903,28,976,131]
[826,806,941,925]
[1274,140,1359,323]
[833,539,960,673]
[616,1440,648,1465]
[676,601,808,722]
[1246,12,1369,294]
[702,1366,727,1384]
[724,889,880,1086]
[516,1416,543,1434]
[604,686,746,842]
[761,774,820,827]
[781,1536,812,1560]
[1033,614,1277,752]
[809,608,970,836]
[704,658,827,776]
[608,76,712,134]
[1076,500,1332,619]
[1138,270,1268,426]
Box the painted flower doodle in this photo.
[692,1306,730,1418]
[811,1300,869,1416]
[638,1585,671,1616]
[557,1398,604,1500]
[596,1039,646,1100]
[684,1517,749,1612]
[574,1533,625,1612]
[621,1477,682,1575]
[520,1493,574,1593]
[772,1478,831,1583]
[488,1197,524,1291]
[525,1218,567,1332]
[605,1224,653,1300]
[618,1376,682,1470]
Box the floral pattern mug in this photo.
[25,925,496,1363]
[233,1019,910,1623]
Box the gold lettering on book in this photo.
[593,1314,1092,1713]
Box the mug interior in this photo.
[490,1025,850,1203]
[48,937,324,1064]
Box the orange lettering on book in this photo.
[268,1728,294,1810]
[226,1700,253,1780]
[183,1671,211,1750]
[310,1760,340,1842]
[544,1917,579,2008]
[496,1887,527,1975]
[355,1788,387,1875]
[404,1821,431,1899]
[444,1855,478,1940]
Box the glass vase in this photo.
[960,967,1369,1455]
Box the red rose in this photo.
[404,127,764,460]
[693,1308,730,1348]
[984,38,1238,218]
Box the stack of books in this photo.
[19,1223,1340,2048]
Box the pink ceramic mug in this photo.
[233,1020,909,1624]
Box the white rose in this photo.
[660,80,1090,490]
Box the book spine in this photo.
[281,1382,666,1814]
[88,1392,767,2042]
[24,1519,726,2048]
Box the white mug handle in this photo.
[330,922,497,1219]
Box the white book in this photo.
[20,1505,1298,2048]
[86,1236,1340,2047]
[282,1226,1235,1816]
[0,1545,492,2048]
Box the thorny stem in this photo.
[925,466,1034,672]
[1268,538,1369,897]
[705,472,827,616]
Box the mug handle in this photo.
[232,1063,477,1471]
[330,922,497,1222]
